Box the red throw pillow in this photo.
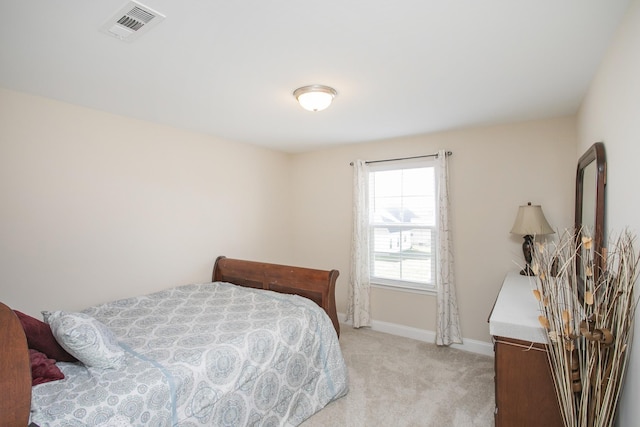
[29,349,65,385]
[14,310,77,362]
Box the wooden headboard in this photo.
[0,302,32,426]
[213,256,340,337]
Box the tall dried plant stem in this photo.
[531,229,639,427]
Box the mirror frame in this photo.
[575,142,606,300]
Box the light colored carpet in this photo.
[302,327,495,427]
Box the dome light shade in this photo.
[293,85,337,112]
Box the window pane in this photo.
[402,168,433,197]
[369,163,437,288]
[370,168,435,225]
[373,170,402,197]
[401,257,431,283]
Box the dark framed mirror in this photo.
[575,142,606,301]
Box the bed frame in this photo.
[0,301,32,426]
[0,257,340,424]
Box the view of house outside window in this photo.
[368,160,437,291]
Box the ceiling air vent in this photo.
[100,1,165,42]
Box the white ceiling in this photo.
[0,1,631,153]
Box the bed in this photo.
[0,256,348,426]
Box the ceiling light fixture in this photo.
[293,85,337,112]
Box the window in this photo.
[368,159,438,292]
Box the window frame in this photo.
[366,158,439,294]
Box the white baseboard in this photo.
[337,312,494,357]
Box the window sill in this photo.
[371,281,436,296]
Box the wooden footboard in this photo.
[0,302,32,426]
[213,256,340,337]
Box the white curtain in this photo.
[347,159,372,328]
[435,149,463,346]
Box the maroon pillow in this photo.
[14,310,77,362]
[29,349,65,386]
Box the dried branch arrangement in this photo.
[531,229,639,427]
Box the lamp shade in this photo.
[510,203,554,236]
[293,85,337,112]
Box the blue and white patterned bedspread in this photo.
[30,282,349,426]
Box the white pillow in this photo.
[44,311,125,369]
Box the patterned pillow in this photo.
[13,310,77,362]
[44,311,125,369]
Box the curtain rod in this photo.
[349,151,452,166]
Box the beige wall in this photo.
[577,0,640,424]
[0,87,578,346]
[290,117,577,343]
[0,88,293,317]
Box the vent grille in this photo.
[100,1,165,42]
[126,7,155,25]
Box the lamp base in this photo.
[520,264,535,276]
[520,234,535,276]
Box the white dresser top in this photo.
[489,271,547,344]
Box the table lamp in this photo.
[510,202,554,276]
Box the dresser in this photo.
[489,272,563,427]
